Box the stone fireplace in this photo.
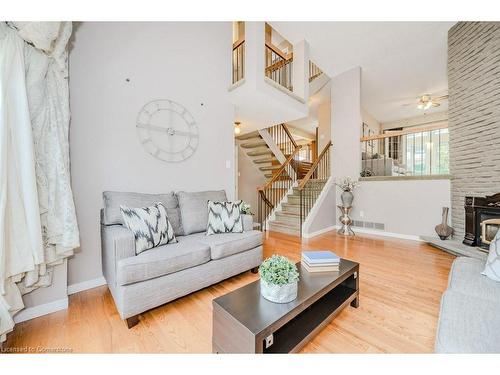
[448,23,500,242]
[463,193,500,251]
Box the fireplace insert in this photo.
[463,193,500,250]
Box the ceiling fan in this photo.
[403,93,449,110]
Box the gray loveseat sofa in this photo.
[100,190,263,328]
[435,256,500,353]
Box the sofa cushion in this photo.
[103,191,184,236]
[448,257,500,301]
[116,235,210,285]
[435,290,500,353]
[177,190,227,235]
[194,230,262,260]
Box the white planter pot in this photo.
[260,279,298,303]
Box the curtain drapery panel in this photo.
[0,21,79,343]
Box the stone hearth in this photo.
[421,236,487,260]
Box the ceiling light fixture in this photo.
[417,94,437,110]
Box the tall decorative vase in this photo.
[341,191,354,207]
[435,207,453,240]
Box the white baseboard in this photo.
[350,226,423,241]
[302,225,337,239]
[14,297,68,324]
[67,276,107,295]
[13,277,106,324]
[304,224,423,242]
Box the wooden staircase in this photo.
[237,123,310,180]
[259,141,332,237]
[236,131,278,179]
[268,179,327,236]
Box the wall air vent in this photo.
[352,220,385,231]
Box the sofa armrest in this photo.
[101,223,136,288]
[105,225,136,260]
[242,214,254,232]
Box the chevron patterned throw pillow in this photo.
[206,200,244,235]
[120,202,177,255]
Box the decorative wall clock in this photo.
[136,99,199,162]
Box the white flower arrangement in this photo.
[335,176,360,192]
[240,202,253,215]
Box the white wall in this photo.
[68,22,235,285]
[361,107,380,135]
[351,179,451,237]
[21,261,67,310]
[305,66,452,240]
[331,67,362,181]
[304,183,336,236]
[237,147,266,218]
[317,97,331,152]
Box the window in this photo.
[361,127,449,178]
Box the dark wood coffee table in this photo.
[212,259,359,353]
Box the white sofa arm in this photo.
[101,222,136,288]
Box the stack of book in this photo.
[301,251,340,273]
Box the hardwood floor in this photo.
[4,230,455,353]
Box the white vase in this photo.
[260,279,298,303]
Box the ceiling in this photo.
[270,22,455,123]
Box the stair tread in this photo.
[235,131,260,141]
[269,220,300,229]
[253,157,278,164]
[247,149,273,156]
[241,140,268,148]
[259,165,281,171]
[276,211,300,217]
[276,212,300,223]
[268,221,300,235]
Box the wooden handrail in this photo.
[258,146,302,191]
[265,58,293,73]
[281,124,298,148]
[298,141,331,190]
[233,38,245,50]
[309,73,322,82]
[360,123,448,142]
[265,42,292,61]
[258,190,274,209]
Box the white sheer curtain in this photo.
[0,22,79,342]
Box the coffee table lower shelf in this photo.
[264,285,357,353]
[212,263,359,354]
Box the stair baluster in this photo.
[257,147,301,231]
[298,141,332,237]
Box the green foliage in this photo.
[259,255,299,286]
